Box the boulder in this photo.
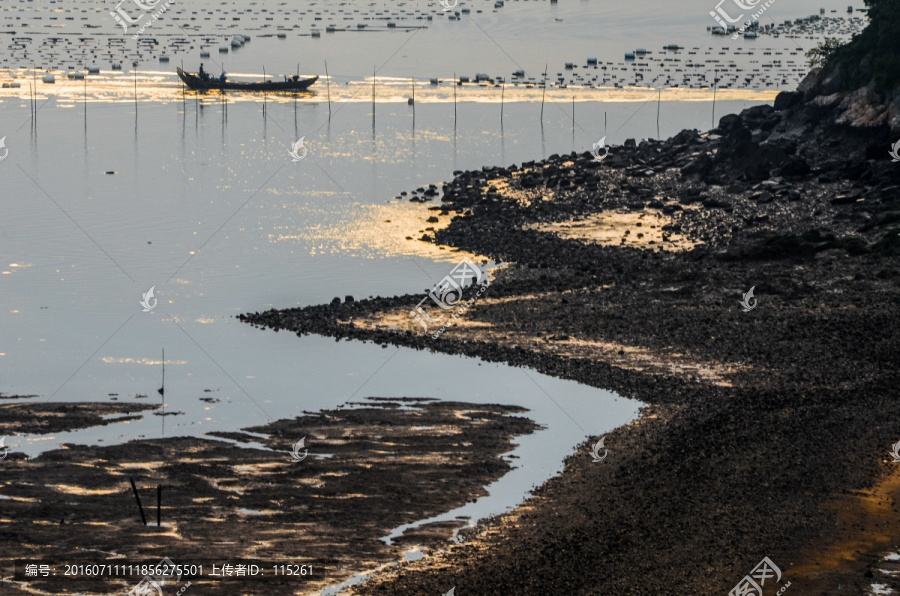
[680,153,714,178]
[716,126,755,162]
[774,91,803,111]
[717,114,743,134]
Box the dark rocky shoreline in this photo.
[242,73,900,594]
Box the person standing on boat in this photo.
[199,63,207,81]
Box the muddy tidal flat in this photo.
[0,398,537,595]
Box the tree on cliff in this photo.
[826,0,900,94]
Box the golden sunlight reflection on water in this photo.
[0,71,779,105]
[267,200,478,264]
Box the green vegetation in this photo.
[806,38,844,69]
[826,0,900,93]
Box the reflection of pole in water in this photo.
[500,79,504,125]
[540,63,547,127]
[324,60,331,120]
[158,348,166,436]
[541,120,546,161]
[372,65,376,127]
[453,72,457,128]
[712,69,718,130]
[656,88,661,139]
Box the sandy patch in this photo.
[347,297,743,387]
[790,465,900,592]
[525,208,698,251]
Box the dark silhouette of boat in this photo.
[176,67,318,91]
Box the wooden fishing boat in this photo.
[176,67,318,91]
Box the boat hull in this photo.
[176,68,318,91]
